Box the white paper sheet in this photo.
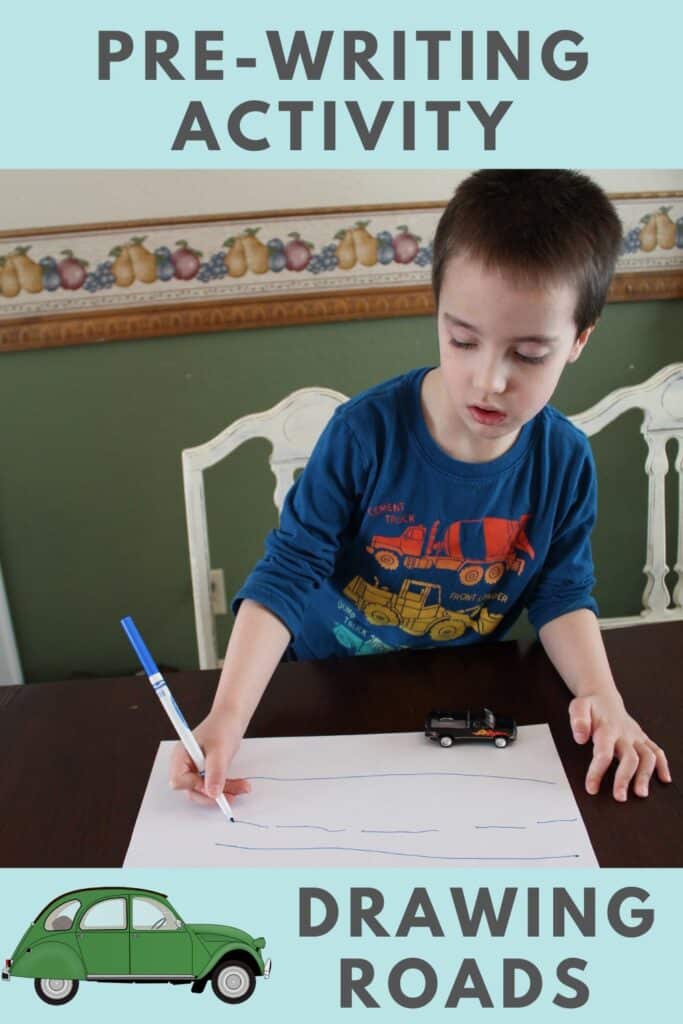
[124,726,598,867]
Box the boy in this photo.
[171,170,670,807]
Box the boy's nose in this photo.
[473,358,506,395]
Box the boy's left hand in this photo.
[569,693,671,800]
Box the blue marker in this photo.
[121,616,234,823]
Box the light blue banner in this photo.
[1,0,681,167]
[0,869,679,1022]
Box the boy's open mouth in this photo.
[468,405,507,426]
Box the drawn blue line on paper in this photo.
[536,818,578,824]
[235,821,438,835]
[274,824,347,833]
[475,825,526,830]
[215,842,580,862]
[236,820,347,833]
[245,770,556,786]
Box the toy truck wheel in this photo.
[365,604,399,627]
[211,961,255,1004]
[494,737,507,748]
[485,562,505,584]
[375,550,399,570]
[440,736,454,748]
[34,978,79,1006]
[459,565,484,585]
[429,620,466,642]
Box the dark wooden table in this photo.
[1,622,681,867]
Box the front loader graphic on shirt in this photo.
[366,515,535,585]
[343,575,503,641]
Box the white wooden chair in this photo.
[183,364,683,668]
[183,387,348,669]
[569,362,683,629]
[0,561,23,684]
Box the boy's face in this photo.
[435,253,593,461]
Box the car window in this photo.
[132,897,179,931]
[431,716,465,729]
[80,898,127,930]
[45,900,81,931]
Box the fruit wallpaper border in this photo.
[1,193,681,354]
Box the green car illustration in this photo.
[2,886,271,1006]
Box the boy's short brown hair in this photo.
[432,170,623,334]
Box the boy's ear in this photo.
[567,323,596,363]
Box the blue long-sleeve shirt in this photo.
[235,367,598,659]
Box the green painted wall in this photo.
[1,299,681,682]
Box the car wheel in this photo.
[211,961,256,1004]
[494,737,507,748]
[34,978,79,1006]
[439,736,453,748]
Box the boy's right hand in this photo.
[168,713,251,808]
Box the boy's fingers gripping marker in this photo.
[120,615,235,824]
[204,751,229,800]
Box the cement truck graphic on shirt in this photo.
[366,515,535,586]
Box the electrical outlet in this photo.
[209,569,228,615]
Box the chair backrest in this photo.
[0,562,23,685]
[568,363,683,629]
[182,387,348,668]
[183,365,683,668]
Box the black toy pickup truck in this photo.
[425,708,517,748]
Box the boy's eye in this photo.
[451,338,547,365]
[515,352,547,365]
